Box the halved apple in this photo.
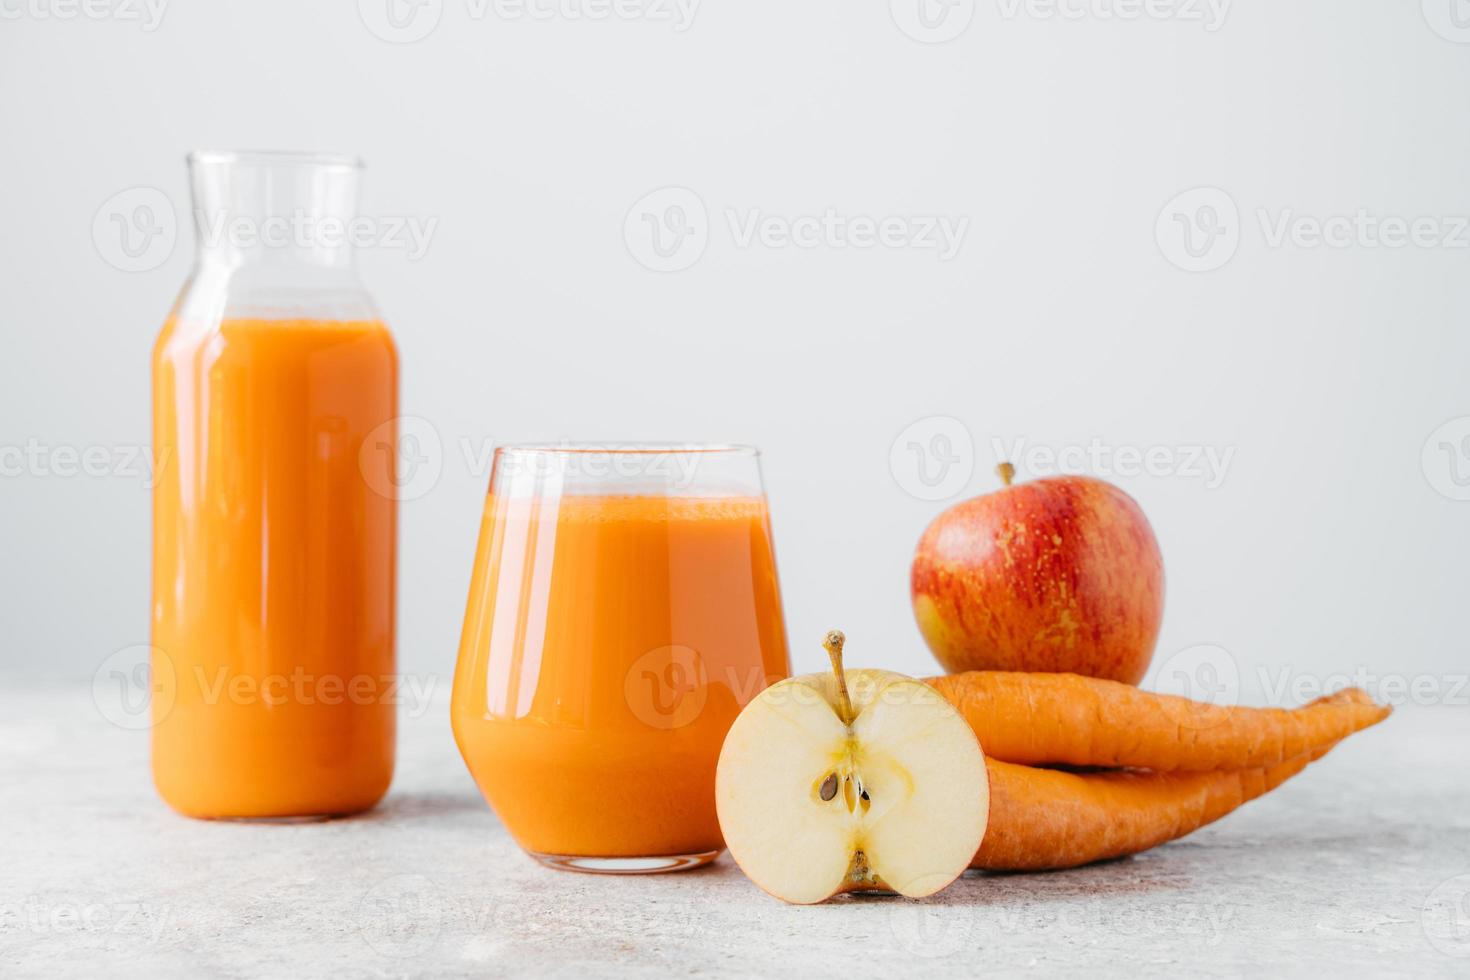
[715,630,989,904]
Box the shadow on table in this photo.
[953,858,1191,905]
[348,790,488,824]
[829,855,1194,909]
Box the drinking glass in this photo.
[451,445,790,873]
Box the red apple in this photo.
[911,463,1164,685]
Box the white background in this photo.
[1,0,1466,706]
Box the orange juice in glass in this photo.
[451,445,790,872]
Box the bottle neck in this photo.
[188,152,363,273]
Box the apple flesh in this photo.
[715,631,988,905]
[911,467,1164,685]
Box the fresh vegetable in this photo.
[927,671,1390,771]
[976,750,1320,871]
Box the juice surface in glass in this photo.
[151,315,397,818]
[452,468,790,871]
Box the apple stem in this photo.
[823,629,855,727]
[997,461,1016,486]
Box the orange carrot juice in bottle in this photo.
[452,446,790,872]
[151,152,397,818]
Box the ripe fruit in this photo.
[715,631,989,905]
[911,463,1164,685]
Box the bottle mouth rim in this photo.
[187,149,363,170]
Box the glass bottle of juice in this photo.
[151,151,398,818]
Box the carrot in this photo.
[974,749,1321,871]
[926,671,1390,771]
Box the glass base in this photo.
[530,849,721,875]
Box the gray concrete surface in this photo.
[2,685,1467,978]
